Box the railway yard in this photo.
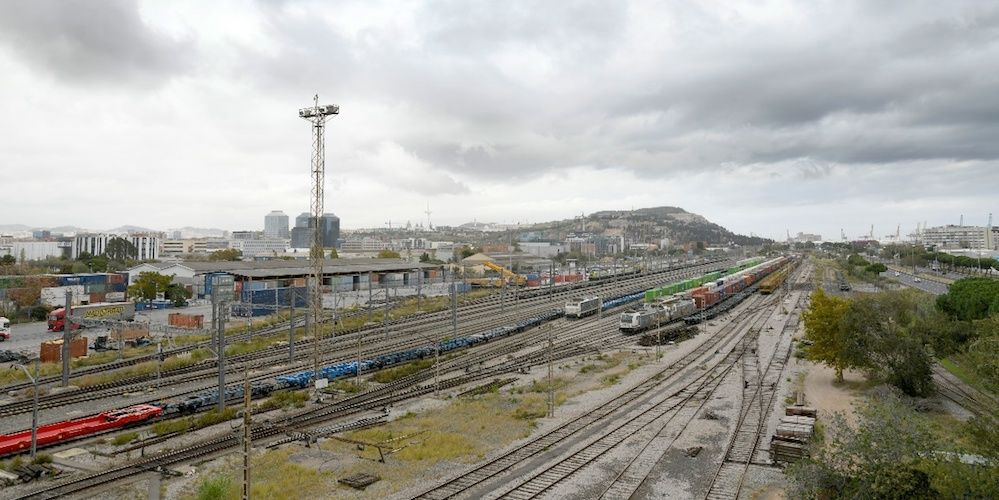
[0,254,991,499]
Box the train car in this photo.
[565,296,601,318]
[619,305,666,334]
[0,404,162,455]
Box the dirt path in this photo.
[801,362,866,428]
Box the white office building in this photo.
[72,233,160,260]
[922,225,994,250]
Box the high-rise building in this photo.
[264,210,290,239]
[290,212,340,249]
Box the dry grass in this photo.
[184,449,334,500]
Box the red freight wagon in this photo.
[0,404,162,455]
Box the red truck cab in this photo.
[47,308,81,332]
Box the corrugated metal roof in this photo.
[219,259,440,279]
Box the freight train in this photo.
[564,296,602,319]
[619,295,697,334]
[620,256,792,333]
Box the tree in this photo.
[105,237,138,262]
[847,254,869,267]
[865,262,888,274]
[377,249,401,259]
[787,389,948,499]
[419,252,430,263]
[0,255,15,266]
[128,272,174,302]
[209,249,242,261]
[802,289,861,382]
[165,283,191,307]
[844,290,936,396]
[328,248,338,259]
[457,246,479,259]
[936,277,999,322]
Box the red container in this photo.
[108,273,125,285]
[89,292,106,304]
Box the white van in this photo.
[0,317,10,341]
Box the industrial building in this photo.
[0,241,68,261]
[126,258,442,298]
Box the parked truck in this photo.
[48,302,136,332]
[0,317,9,341]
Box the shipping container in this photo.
[39,337,88,363]
[168,313,204,329]
[106,291,126,302]
[88,292,106,304]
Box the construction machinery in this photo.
[484,261,527,286]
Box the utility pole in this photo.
[216,292,227,412]
[62,290,72,387]
[241,370,252,500]
[299,95,338,394]
[450,271,458,339]
[382,283,389,340]
[288,287,295,362]
[547,322,555,418]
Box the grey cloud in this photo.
[0,0,191,85]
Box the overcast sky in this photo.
[1,0,997,241]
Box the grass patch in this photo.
[257,390,309,412]
[186,449,335,500]
[345,394,529,463]
[601,374,621,387]
[111,432,139,446]
[195,474,233,500]
[31,453,52,465]
[372,359,433,384]
[151,408,238,437]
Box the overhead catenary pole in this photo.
[547,322,555,418]
[299,94,339,393]
[62,290,72,387]
[242,370,252,500]
[288,287,295,362]
[217,296,227,412]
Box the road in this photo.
[2,320,60,355]
[880,270,949,296]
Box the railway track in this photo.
[930,365,998,417]
[0,263,722,426]
[703,285,805,499]
[409,292,778,500]
[11,269,720,499]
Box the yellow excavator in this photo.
[484,261,527,286]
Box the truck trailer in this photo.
[48,302,136,332]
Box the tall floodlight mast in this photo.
[299,95,339,381]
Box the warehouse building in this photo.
[127,258,443,298]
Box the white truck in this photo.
[0,317,9,341]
